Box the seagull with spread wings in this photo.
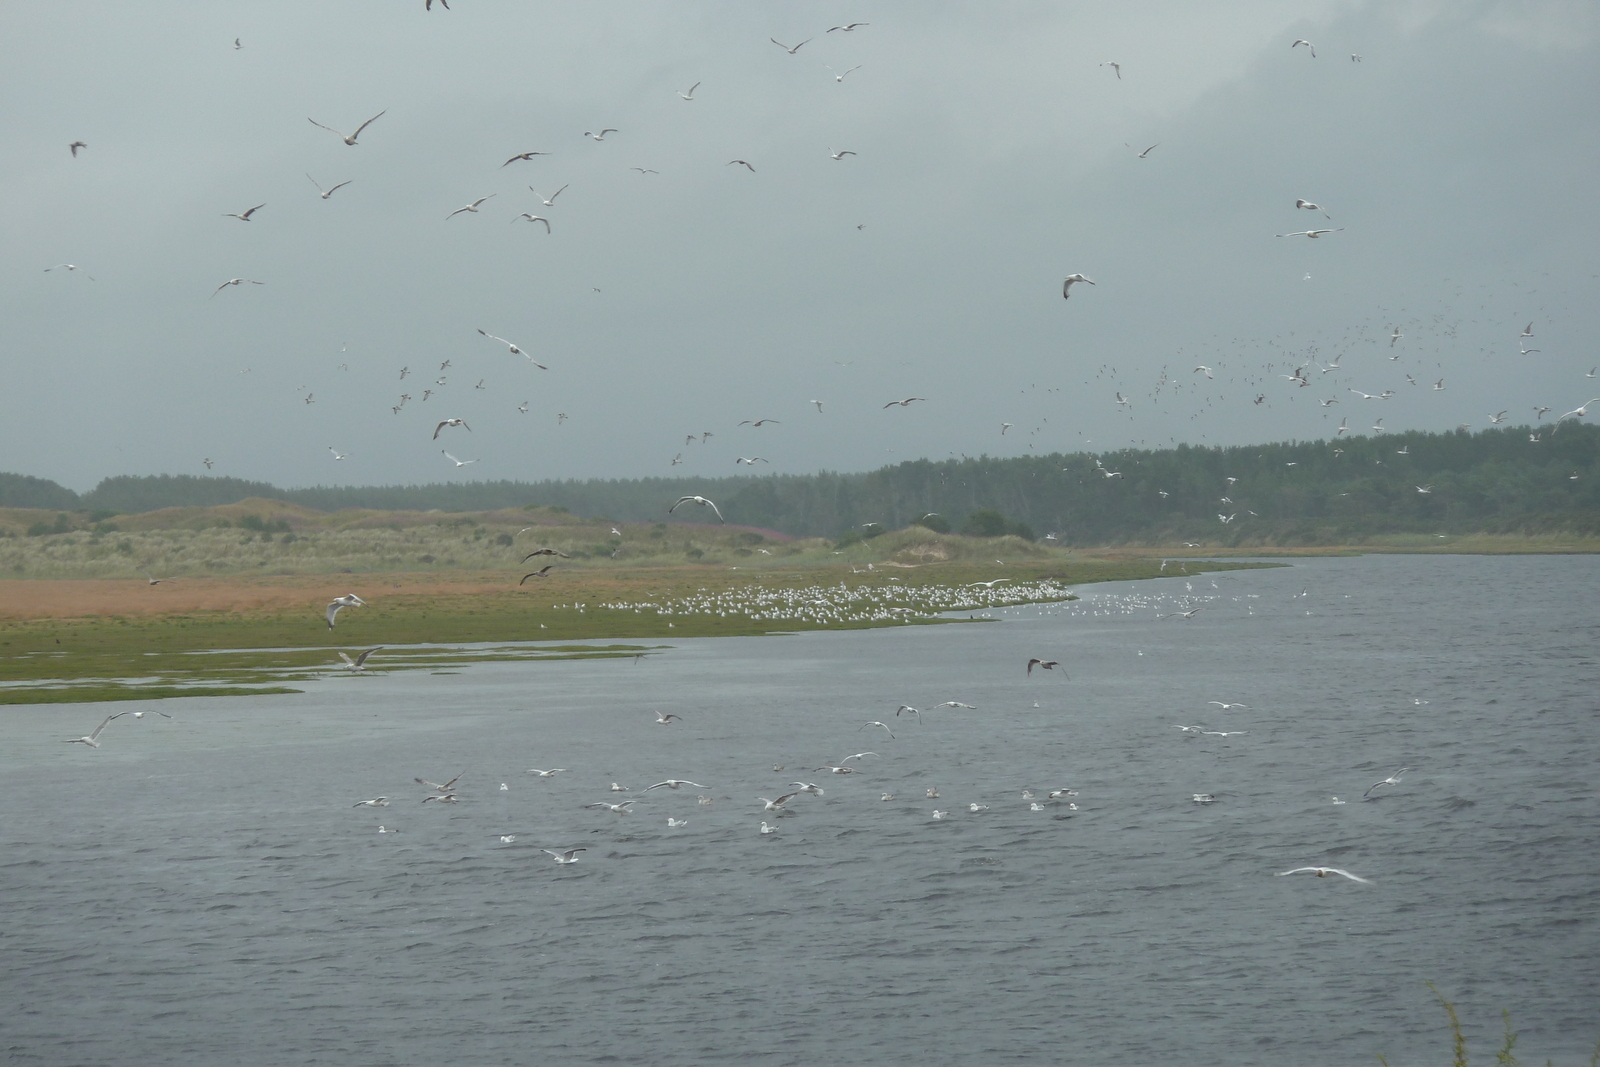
[669,495,725,522]
[308,110,386,145]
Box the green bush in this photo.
[26,522,52,537]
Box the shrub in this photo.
[26,522,52,537]
[961,509,1010,537]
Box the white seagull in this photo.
[677,82,700,100]
[222,203,265,222]
[45,264,95,280]
[1276,228,1344,238]
[63,713,126,748]
[1295,199,1331,218]
[669,495,725,522]
[1290,39,1316,57]
[542,848,587,864]
[211,278,264,296]
[326,593,366,629]
[477,329,546,368]
[433,418,470,439]
[512,213,552,233]
[1062,274,1096,299]
[336,647,382,671]
[1364,767,1410,798]
[447,195,495,219]
[642,780,706,792]
[442,451,477,467]
[1276,866,1372,884]
[529,185,567,206]
[308,110,386,145]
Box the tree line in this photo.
[4,424,1596,544]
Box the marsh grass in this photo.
[1375,983,1600,1067]
[0,557,1275,704]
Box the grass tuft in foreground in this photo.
[1375,983,1600,1067]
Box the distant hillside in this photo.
[7,424,1597,545]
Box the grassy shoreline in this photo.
[1,557,1270,704]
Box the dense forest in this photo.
[5,425,1597,545]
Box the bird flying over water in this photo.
[1026,658,1061,675]
[336,647,382,671]
[1277,866,1372,883]
[63,713,126,748]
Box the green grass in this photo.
[0,558,1278,704]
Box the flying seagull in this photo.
[512,213,552,233]
[442,451,478,468]
[541,848,587,864]
[1062,274,1096,299]
[447,195,495,219]
[521,549,571,562]
[829,149,857,159]
[583,129,617,141]
[669,495,725,522]
[1295,199,1331,218]
[308,110,386,146]
[70,141,87,157]
[519,565,554,583]
[653,712,682,724]
[1026,658,1061,675]
[502,151,548,166]
[642,780,707,792]
[827,67,862,83]
[727,159,756,172]
[326,593,366,629]
[433,418,470,439]
[211,278,264,296]
[336,647,382,671]
[828,23,869,32]
[883,397,926,408]
[478,329,546,367]
[1276,867,1372,883]
[1291,39,1317,57]
[306,174,353,199]
[1276,228,1344,238]
[63,713,126,748]
[222,203,266,222]
[44,264,94,280]
[415,773,463,793]
[770,37,811,53]
[678,82,700,100]
[1364,767,1410,798]
[1101,61,1122,78]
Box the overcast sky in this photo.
[4,1,1597,494]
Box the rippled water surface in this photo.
[4,555,1598,1066]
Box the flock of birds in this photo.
[42,13,1589,521]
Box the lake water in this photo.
[4,555,1597,1066]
